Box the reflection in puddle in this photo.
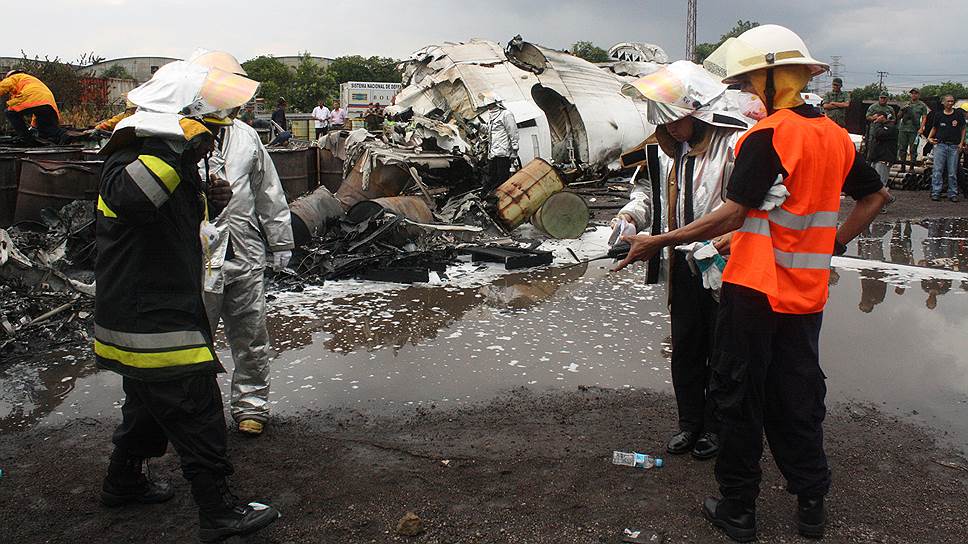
[2,236,967,452]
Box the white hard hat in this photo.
[187,49,248,76]
[703,24,828,83]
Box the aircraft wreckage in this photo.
[389,36,666,175]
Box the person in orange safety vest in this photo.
[0,70,66,144]
[612,25,889,543]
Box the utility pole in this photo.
[826,55,844,94]
[876,71,889,92]
[686,0,697,62]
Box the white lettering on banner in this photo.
[346,82,402,90]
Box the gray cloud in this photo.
[7,0,967,90]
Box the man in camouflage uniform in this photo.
[866,92,895,122]
[821,77,850,128]
[896,88,929,171]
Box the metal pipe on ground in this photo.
[336,157,412,210]
[346,196,434,224]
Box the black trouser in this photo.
[486,156,513,192]
[315,126,328,139]
[710,283,830,508]
[669,253,719,434]
[5,105,64,142]
[112,373,234,482]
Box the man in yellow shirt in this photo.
[0,70,65,144]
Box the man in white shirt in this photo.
[311,99,330,140]
[329,100,347,129]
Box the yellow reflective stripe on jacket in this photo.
[97,196,117,218]
[138,154,180,193]
[95,325,207,350]
[94,340,215,369]
[125,160,169,208]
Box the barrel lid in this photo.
[532,192,589,239]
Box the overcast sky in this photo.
[9,0,968,91]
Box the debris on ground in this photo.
[395,511,424,537]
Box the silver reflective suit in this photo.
[202,119,293,423]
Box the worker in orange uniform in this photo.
[91,96,138,136]
[0,70,66,144]
[613,25,889,542]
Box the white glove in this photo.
[608,217,637,246]
[759,175,790,211]
[691,242,726,292]
[271,250,292,271]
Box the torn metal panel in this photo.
[608,42,669,63]
[396,36,657,174]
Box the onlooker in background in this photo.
[0,70,66,145]
[920,107,937,157]
[312,98,330,140]
[896,88,929,172]
[329,100,347,130]
[926,95,967,202]
[867,111,898,209]
[866,92,894,122]
[268,98,291,146]
[821,77,850,128]
[239,103,256,126]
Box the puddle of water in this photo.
[850,217,968,272]
[2,226,967,452]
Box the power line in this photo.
[685,0,697,62]
[876,70,889,91]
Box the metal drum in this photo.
[335,156,412,210]
[319,148,344,193]
[531,192,589,239]
[268,148,312,202]
[493,158,564,231]
[347,196,434,224]
[0,149,29,227]
[13,159,103,224]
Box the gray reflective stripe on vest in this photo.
[125,160,169,208]
[773,249,832,270]
[768,208,839,230]
[739,216,771,236]
[95,325,206,350]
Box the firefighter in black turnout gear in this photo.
[94,60,280,542]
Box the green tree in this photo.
[569,41,611,63]
[242,55,293,107]
[100,64,134,80]
[918,81,968,99]
[288,53,337,111]
[325,55,402,85]
[694,20,760,63]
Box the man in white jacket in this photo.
[623,61,760,460]
[190,50,294,436]
[483,95,519,191]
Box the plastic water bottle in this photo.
[612,451,664,469]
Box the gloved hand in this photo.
[271,250,292,271]
[759,177,790,211]
[691,242,726,291]
[608,215,637,246]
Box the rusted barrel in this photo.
[22,148,85,162]
[347,196,434,224]
[335,156,412,210]
[268,148,312,202]
[0,149,30,227]
[289,186,346,246]
[13,159,102,224]
[493,158,564,231]
[319,148,344,193]
[531,192,589,239]
[306,147,320,191]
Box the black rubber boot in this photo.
[702,496,757,542]
[193,475,280,543]
[797,496,825,539]
[100,450,174,507]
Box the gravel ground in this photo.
[1,388,966,544]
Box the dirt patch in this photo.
[1,388,966,544]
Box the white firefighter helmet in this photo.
[702,24,828,84]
